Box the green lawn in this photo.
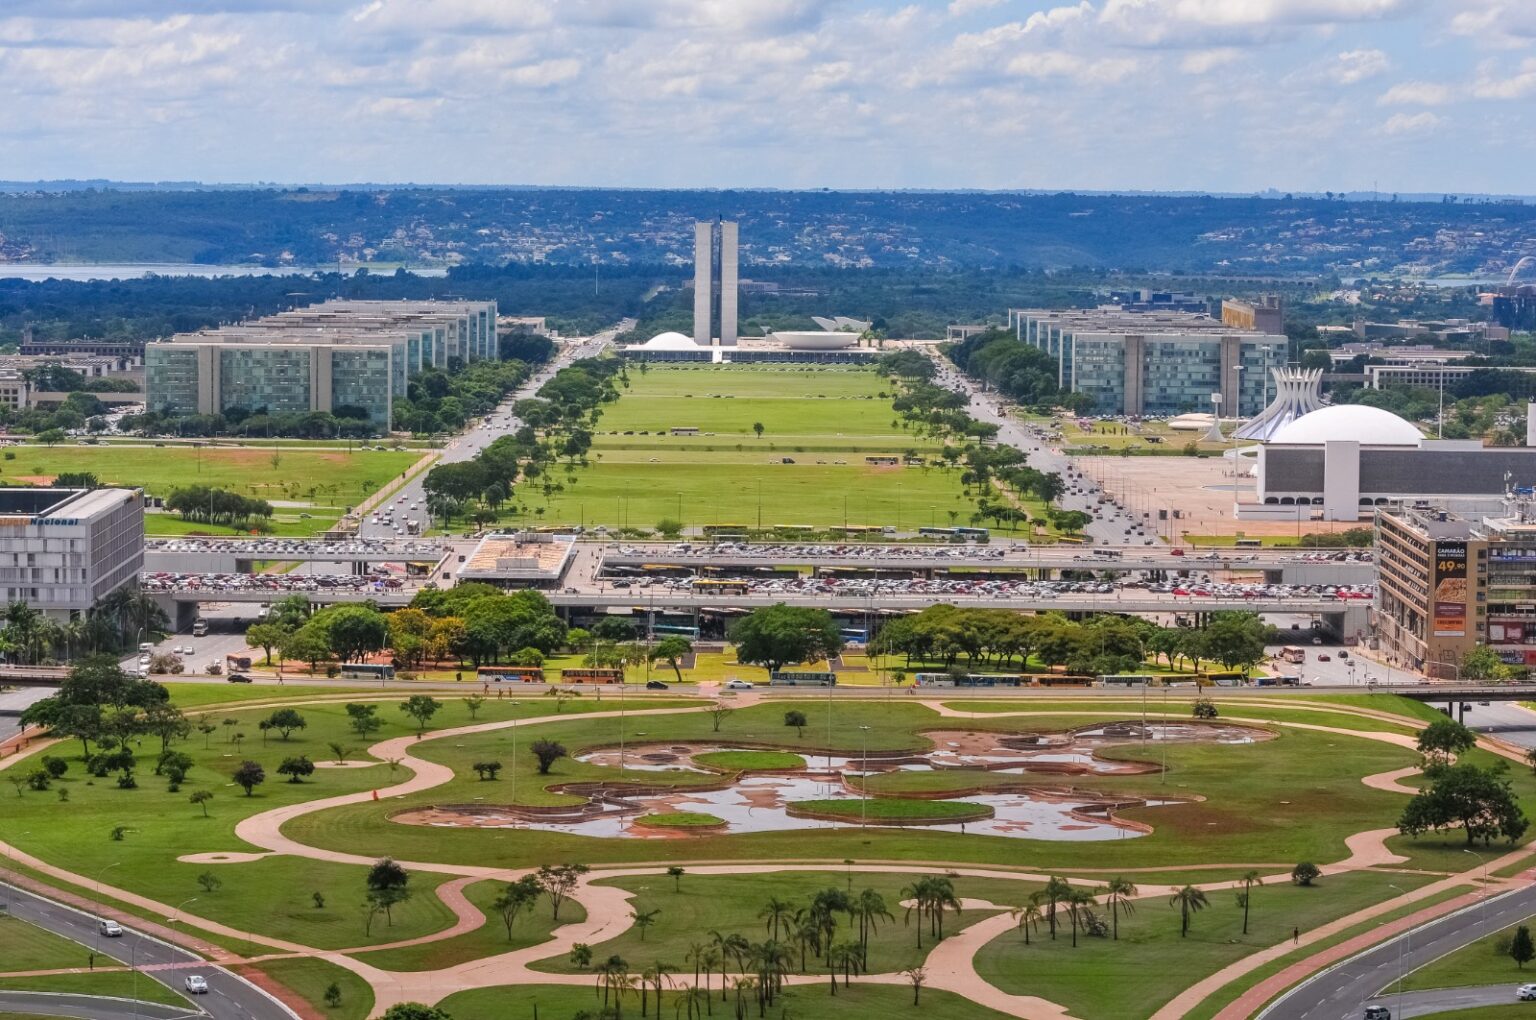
[354,879,586,972]
[498,365,1005,531]
[439,983,1012,1020]
[529,870,1032,979]
[973,871,1436,1018]
[636,812,725,828]
[695,750,806,771]
[245,957,373,1020]
[0,914,121,970]
[0,972,188,1008]
[0,445,420,537]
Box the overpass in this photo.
[144,539,453,575]
[1382,682,1536,720]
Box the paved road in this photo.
[1263,884,1536,1020]
[0,881,297,1020]
[0,991,195,1020]
[1462,701,1536,749]
[927,357,1153,545]
[1366,983,1536,1018]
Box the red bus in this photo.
[560,668,624,685]
[477,666,545,683]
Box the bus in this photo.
[912,672,1027,688]
[1033,673,1095,688]
[340,663,396,682]
[1099,674,1154,687]
[1092,548,1124,560]
[651,623,701,639]
[770,671,838,687]
[918,527,957,539]
[1198,671,1245,687]
[225,653,252,671]
[1234,538,1263,549]
[954,527,990,541]
[559,668,624,685]
[691,578,750,595]
[477,665,546,683]
[839,627,868,643]
[1279,646,1306,664]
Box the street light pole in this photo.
[510,701,520,822]
[1388,883,1409,1018]
[1463,848,1489,935]
[859,725,871,829]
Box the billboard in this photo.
[1432,541,1468,638]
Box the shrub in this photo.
[1291,861,1321,886]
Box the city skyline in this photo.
[1,1,1534,194]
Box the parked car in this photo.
[227,673,252,684]
[645,680,670,690]
[725,679,754,690]
[98,919,123,937]
[184,975,209,995]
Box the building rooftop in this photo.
[460,532,576,582]
[1269,405,1424,447]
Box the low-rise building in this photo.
[0,487,144,618]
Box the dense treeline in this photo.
[872,606,1275,677]
[945,329,1080,411]
[165,486,274,527]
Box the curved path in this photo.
[0,689,1496,1020]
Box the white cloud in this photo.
[947,0,1003,15]
[1378,80,1455,104]
[1179,48,1241,73]
[1472,57,1536,98]
[1330,48,1388,83]
[1381,110,1443,134]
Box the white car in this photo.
[724,679,754,690]
[184,975,209,995]
[98,919,123,937]
[1519,983,1536,1002]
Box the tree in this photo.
[1398,762,1530,846]
[1461,645,1510,682]
[667,866,685,892]
[245,622,288,665]
[232,760,265,796]
[281,625,332,673]
[197,871,223,894]
[278,756,315,783]
[784,710,808,738]
[1104,876,1137,940]
[492,875,543,941]
[1291,862,1321,887]
[1417,719,1478,769]
[1169,886,1209,938]
[37,428,65,447]
[530,739,568,775]
[345,702,382,737]
[189,790,213,817]
[399,695,442,736]
[653,635,692,683]
[901,966,927,1006]
[263,708,307,741]
[709,702,733,733]
[1192,697,1218,720]
[631,907,660,941]
[569,943,594,969]
[462,696,485,720]
[325,604,390,663]
[727,604,843,675]
[752,422,765,439]
[1514,925,1536,969]
[537,863,589,920]
[1237,870,1260,935]
[378,1005,452,1020]
[367,858,412,926]
[472,761,503,781]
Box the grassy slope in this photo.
[354,880,586,972]
[0,914,123,970]
[1403,916,1536,990]
[0,973,187,1008]
[439,983,1011,1020]
[245,957,374,1020]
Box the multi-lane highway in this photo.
[1263,885,1536,1020]
[0,881,296,1020]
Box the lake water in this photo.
[0,264,448,282]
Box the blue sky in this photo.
[2,0,1533,194]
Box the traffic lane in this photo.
[1462,702,1536,748]
[1264,886,1536,1020]
[0,991,194,1020]
[0,881,295,1020]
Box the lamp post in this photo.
[1388,883,1409,1019]
[510,701,520,820]
[1463,848,1489,935]
[167,896,198,925]
[95,861,121,898]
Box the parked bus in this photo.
[477,665,546,683]
[769,671,838,687]
[340,663,396,682]
[559,668,624,685]
[691,578,750,595]
[1279,646,1306,664]
[1099,674,1154,687]
[912,672,1028,688]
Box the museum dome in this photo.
[1268,405,1423,447]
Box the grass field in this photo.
[246,958,373,1020]
[0,972,188,1007]
[1402,915,1536,990]
[0,914,120,970]
[0,445,421,536]
[504,366,1009,531]
[439,983,1012,1020]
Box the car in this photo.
[227,673,252,683]
[1170,548,1185,557]
[1338,650,1350,659]
[724,679,754,690]
[1362,1006,1391,1020]
[1317,653,1331,661]
[185,975,209,995]
[1519,984,1536,1001]
[645,680,670,690]
[98,919,123,937]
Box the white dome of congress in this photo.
[1269,405,1423,447]
[638,331,704,350]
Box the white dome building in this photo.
[768,331,859,351]
[1269,405,1423,447]
[638,331,705,350]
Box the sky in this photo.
[1,0,1534,195]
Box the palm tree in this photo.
[674,984,710,1020]
[1040,876,1073,940]
[1104,877,1138,941]
[1237,871,1260,935]
[1064,888,1096,948]
[758,897,796,942]
[708,931,748,1003]
[928,877,961,940]
[1011,901,1042,945]
[1170,886,1210,938]
[853,888,894,967]
[901,878,932,948]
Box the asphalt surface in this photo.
[1369,982,1536,1018]
[1263,884,1536,1020]
[0,991,195,1020]
[0,881,297,1020]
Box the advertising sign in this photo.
[1432,541,1468,638]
